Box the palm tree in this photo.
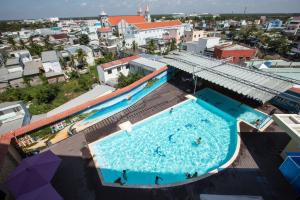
[7,36,17,50]
[75,49,87,69]
[43,35,53,50]
[19,39,26,49]
[170,38,177,51]
[147,39,156,54]
[131,40,138,53]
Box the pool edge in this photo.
[88,100,242,189]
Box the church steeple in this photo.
[137,6,142,16]
[144,4,151,22]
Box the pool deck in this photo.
[46,82,298,200]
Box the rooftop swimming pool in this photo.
[89,88,269,187]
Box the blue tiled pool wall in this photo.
[82,70,169,122]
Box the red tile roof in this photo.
[101,55,139,69]
[289,87,300,94]
[108,16,146,26]
[97,27,112,33]
[0,66,168,169]
[133,20,182,30]
[50,33,68,40]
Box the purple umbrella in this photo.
[6,150,61,197]
[17,184,63,200]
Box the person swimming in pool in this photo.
[122,170,127,181]
[155,176,163,184]
[114,177,124,185]
[155,147,166,157]
[170,108,174,114]
[192,172,198,177]
[255,119,261,127]
[168,134,175,143]
[196,137,201,145]
[185,173,192,179]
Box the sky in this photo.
[0,0,300,20]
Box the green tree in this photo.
[7,36,17,50]
[34,84,59,104]
[170,38,177,51]
[75,49,87,69]
[147,39,156,54]
[122,40,126,49]
[117,72,144,88]
[131,40,138,53]
[79,34,90,45]
[19,39,26,49]
[43,35,53,50]
[28,43,43,56]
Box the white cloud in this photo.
[81,2,87,6]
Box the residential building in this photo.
[97,55,139,86]
[64,45,95,66]
[9,50,32,64]
[23,60,43,86]
[97,27,113,40]
[124,20,184,46]
[284,16,300,36]
[41,51,65,83]
[1,58,25,88]
[18,29,34,40]
[97,55,166,87]
[49,33,69,44]
[214,44,257,64]
[0,101,31,135]
[184,37,222,56]
[266,19,283,31]
[183,30,208,42]
[5,58,23,73]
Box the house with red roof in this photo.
[123,20,184,46]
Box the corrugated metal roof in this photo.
[160,51,296,103]
[41,51,59,63]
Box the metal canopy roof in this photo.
[160,51,299,103]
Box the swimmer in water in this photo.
[170,108,173,114]
[168,134,175,143]
[196,137,201,145]
[155,176,163,184]
[122,170,127,181]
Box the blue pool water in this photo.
[91,99,238,185]
[196,88,269,128]
[90,88,269,186]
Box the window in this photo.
[107,69,112,74]
[117,67,121,71]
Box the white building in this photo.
[64,45,95,66]
[97,56,139,86]
[9,50,32,64]
[97,55,165,86]
[41,51,63,73]
[124,20,184,46]
[0,101,31,135]
[184,37,221,54]
[284,16,300,36]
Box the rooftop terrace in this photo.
[43,82,297,200]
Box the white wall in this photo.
[100,64,130,83]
